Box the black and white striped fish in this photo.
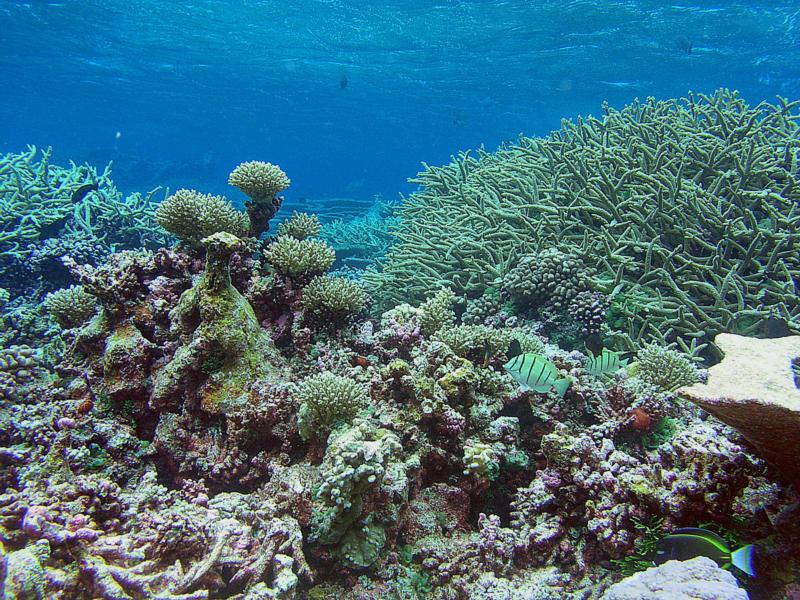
[503,353,570,398]
[586,348,628,376]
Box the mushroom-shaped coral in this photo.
[229,161,290,201]
[155,189,250,247]
[277,211,321,240]
[264,235,335,280]
[43,284,98,328]
[229,161,290,238]
[297,372,368,441]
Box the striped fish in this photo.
[586,348,628,376]
[503,353,571,398]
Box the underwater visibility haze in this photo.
[1,1,800,599]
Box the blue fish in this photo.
[503,353,570,398]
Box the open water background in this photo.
[1,0,798,206]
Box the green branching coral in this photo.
[43,285,98,328]
[634,343,700,391]
[433,325,512,362]
[265,235,336,279]
[319,202,399,269]
[0,146,167,294]
[418,287,456,336]
[277,211,321,240]
[155,189,250,246]
[366,90,800,355]
[297,372,369,440]
[301,275,366,321]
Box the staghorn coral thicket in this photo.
[365,90,800,356]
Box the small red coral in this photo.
[629,407,652,431]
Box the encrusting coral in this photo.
[155,188,250,247]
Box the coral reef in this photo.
[228,160,290,238]
[277,211,321,240]
[43,284,98,329]
[264,235,336,279]
[297,372,368,441]
[0,146,168,295]
[301,275,367,323]
[3,97,800,600]
[366,90,800,355]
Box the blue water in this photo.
[1,1,798,203]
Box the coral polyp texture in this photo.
[2,92,799,600]
[277,211,322,240]
[43,284,98,329]
[155,188,251,246]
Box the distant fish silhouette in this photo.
[340,73,348,89]
[71,182,98,204]
[675,36,693,55]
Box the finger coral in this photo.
[277,211,321,240]
[155,189,250,247]
[297,372,368,441]
[301,275,366,321]
[43,284,98,329]
[264,235,335,279]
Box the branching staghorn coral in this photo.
[366,90,800,356]
[319,201,400,269]
[0,146,168,293]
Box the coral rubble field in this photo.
[1,91,799,599]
